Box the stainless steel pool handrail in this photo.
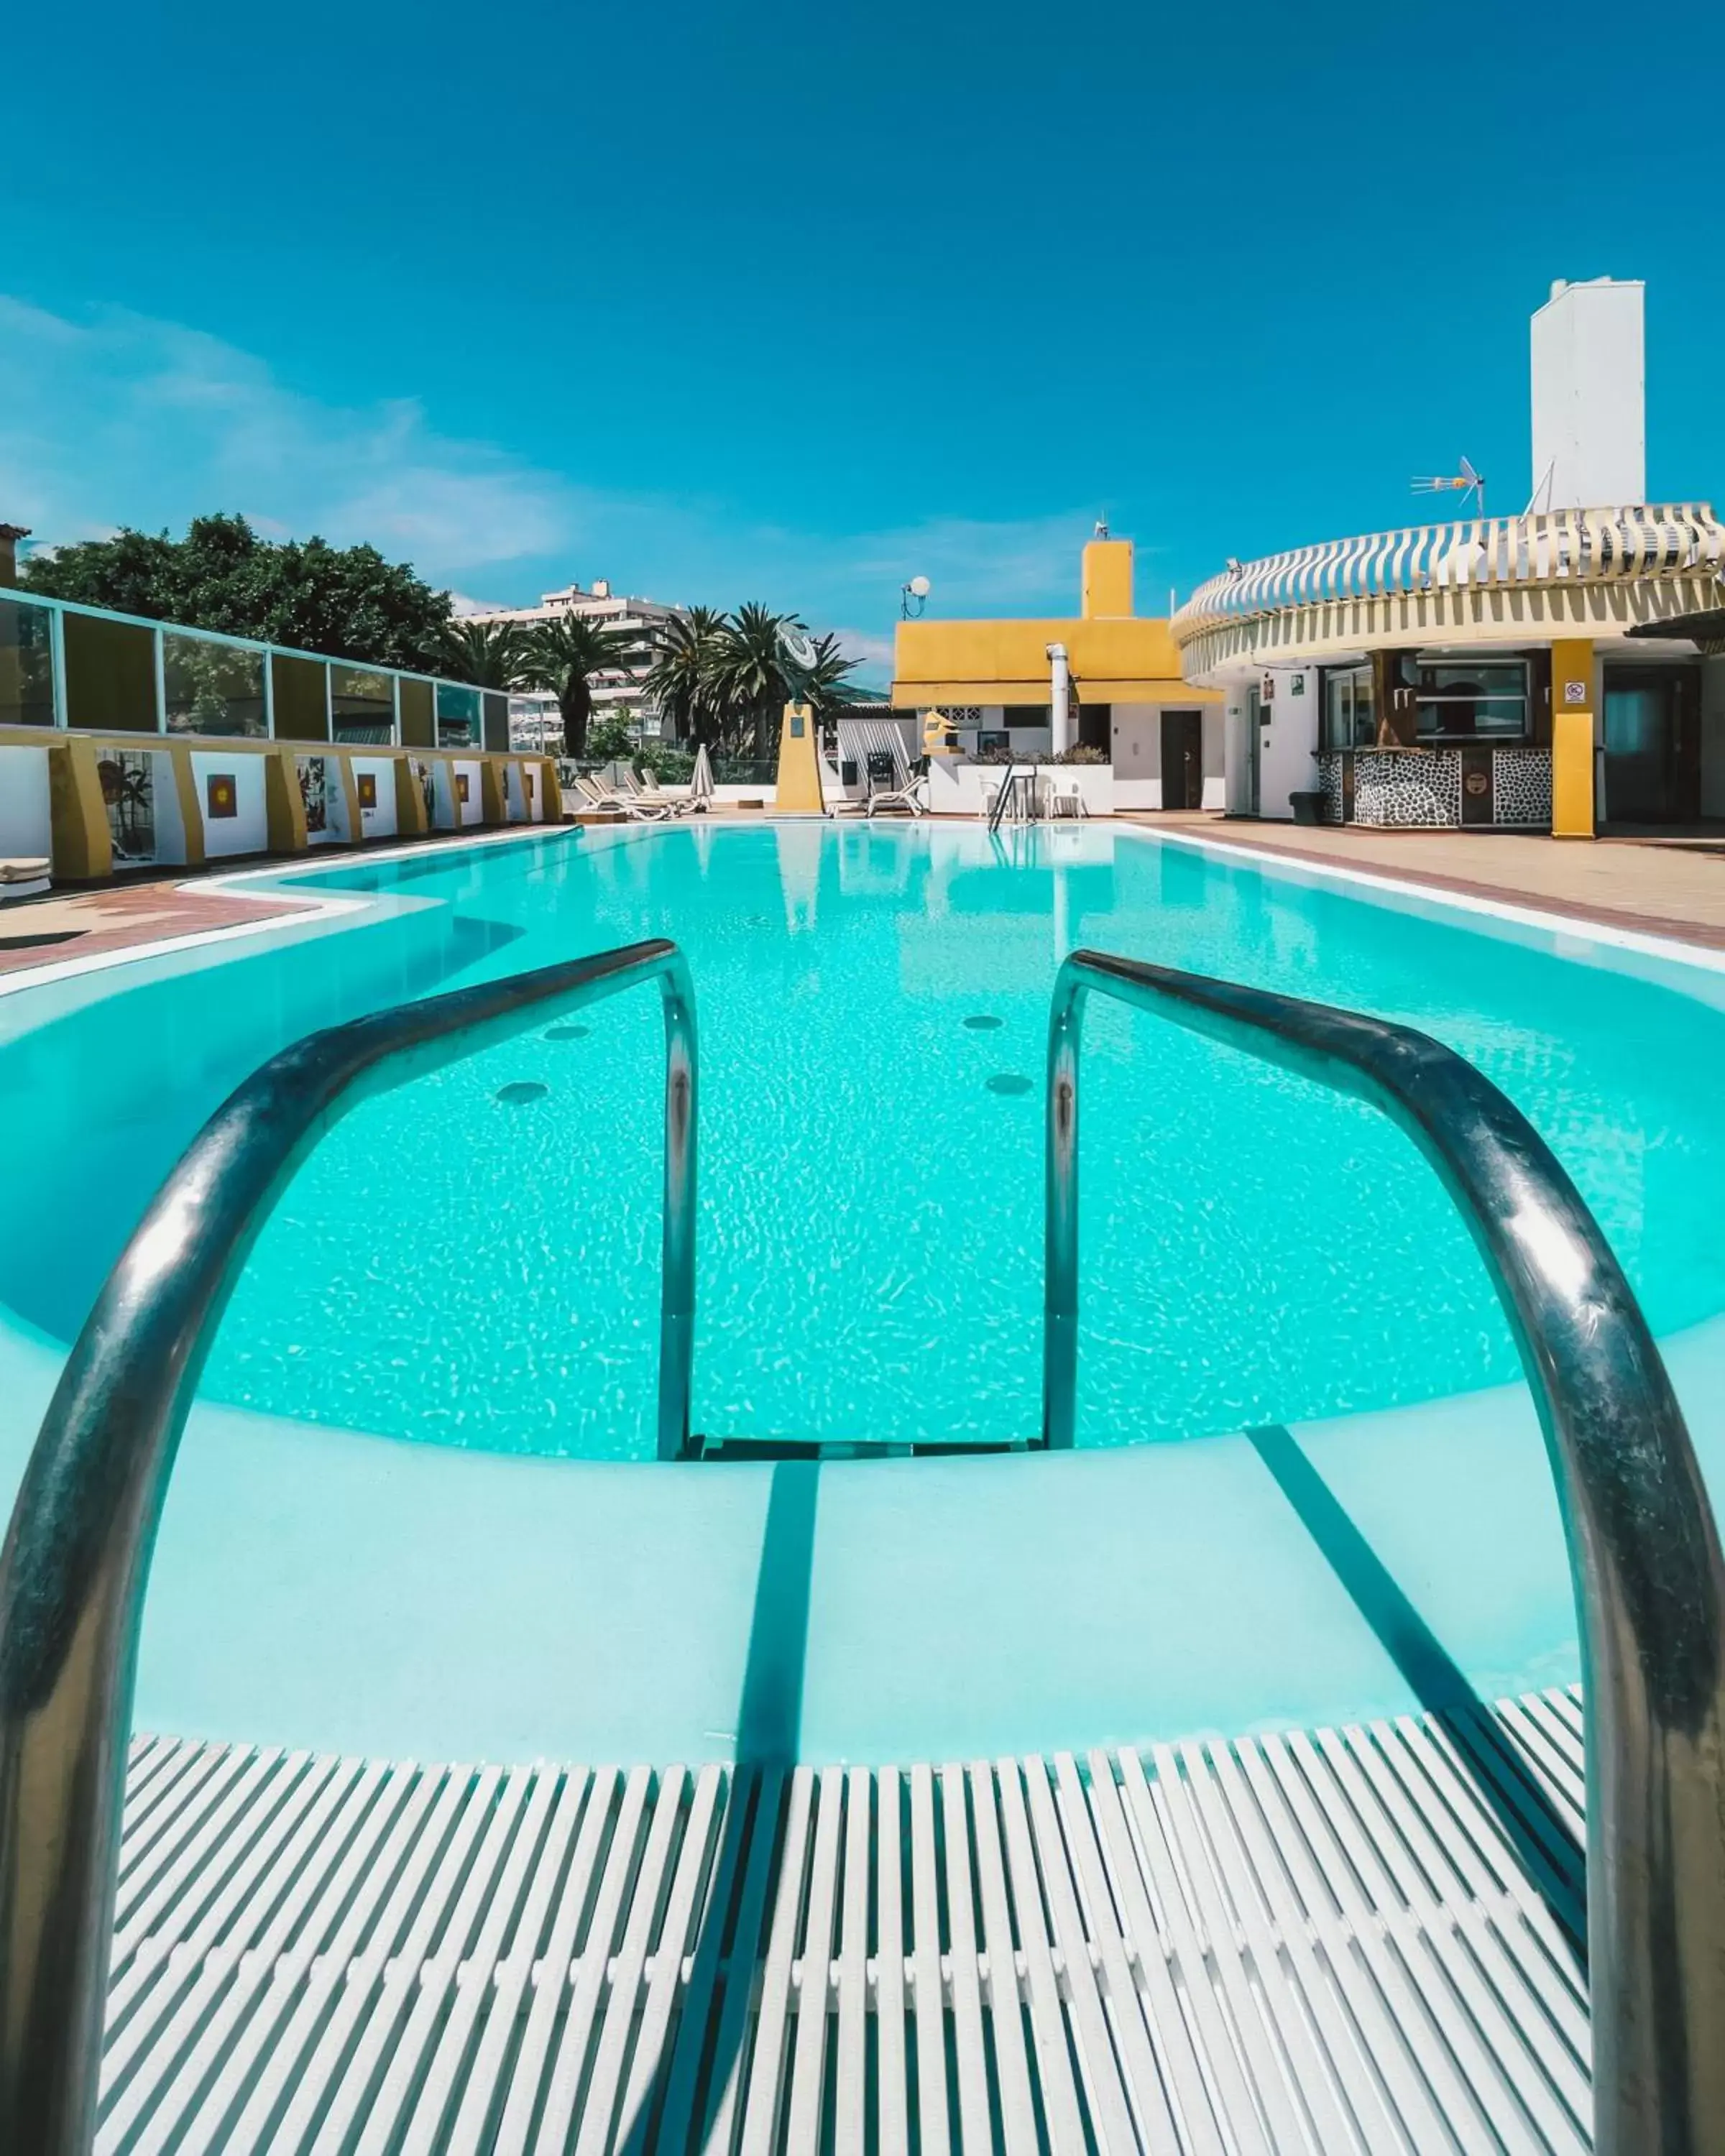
[1044,946,1725,2156]
[0,936,697,2156]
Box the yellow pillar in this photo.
[395,754,429,835]
[773,701,825,814]
[264,746,309,854]
[479,758,507,825]
[1550,638,1596,838]
[47,736,112,880]
[166,743,206,867]
[333,750,363,843]
[1081,539,1134,619]
[538,755,564,820]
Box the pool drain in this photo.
[494,1081,549,1105]
[544,1023,591,1041]
[963,1014,1003,1031]
[986,1073,1032,1096]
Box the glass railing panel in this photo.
[63,611,157,732]
[270,652,329,742]
[398,676,435,747]
[332,663,395,745]
[162,631,265,737]
[0,593,57,728]
[435,681,482,749]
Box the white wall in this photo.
[296,755,345,847]
[1530,277,1645,509]
[1109,704,1162,808]
[349,756,397,840]
[1250,665,1322,819]
[503,763,528,821]
[0,747,52,862]
[1106,703,1225,811]
[1223,699,1252,814]
[190,751,270,859]
[149,752,188,865]
[1202,707,1225,810]
[924,760,1113,816]
[431,760,484,829]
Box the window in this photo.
[1406,658,1527,740]
[1321,665,1375,750]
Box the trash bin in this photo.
[1290,790,1324,826]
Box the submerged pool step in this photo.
[689,1430,1042,1461]
[99,1688,1591,2154]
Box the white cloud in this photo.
[0,297,573,579]
[829,626,896,679]
[0,293,1115,650]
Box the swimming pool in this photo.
[4,819,1725,1763]
[9,819,1725,1460]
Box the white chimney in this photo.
[1530,277,1645,511]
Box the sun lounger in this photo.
[865,758,926,818]
[574,775,673,822]
[638,769,694,817]
[0,857,51,900]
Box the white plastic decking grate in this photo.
[99,1687,1591,2154]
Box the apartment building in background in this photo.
[466,580,688,747]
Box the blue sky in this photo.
[3,1,1721,682]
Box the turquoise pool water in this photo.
[4,820,1725,1462]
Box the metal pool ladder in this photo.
[1041,947,1725,2156]
[4,934,1725,2153]
[0,939,696,2156]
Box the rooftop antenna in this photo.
[1412,454,1486,521]
[900,574,931,619]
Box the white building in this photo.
[466,581,689,748]
[1172,280,1725,837]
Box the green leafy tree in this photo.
[22,512,456,671]
[584,709,641,765]
[799,630,863,717]
[439,616,528,688]
[705,602,801,755]
[517,615,646,758]
[642,606,727,747]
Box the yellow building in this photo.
[891,538,1223,811]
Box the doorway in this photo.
[1161,709,1205,811]
[1602,669,1698,826]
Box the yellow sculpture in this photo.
[774,700,826,815]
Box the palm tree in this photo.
[643,606,727,747]
[517,616,646,757]
[707,603,801,755]
[799,631,862,717]
[439,617,527,688]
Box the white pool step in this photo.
[99,1687,1591,2154]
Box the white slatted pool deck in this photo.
[99,1687,1591,2154]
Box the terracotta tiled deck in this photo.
[0,880,318,980]
[1133,814,1725,950]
